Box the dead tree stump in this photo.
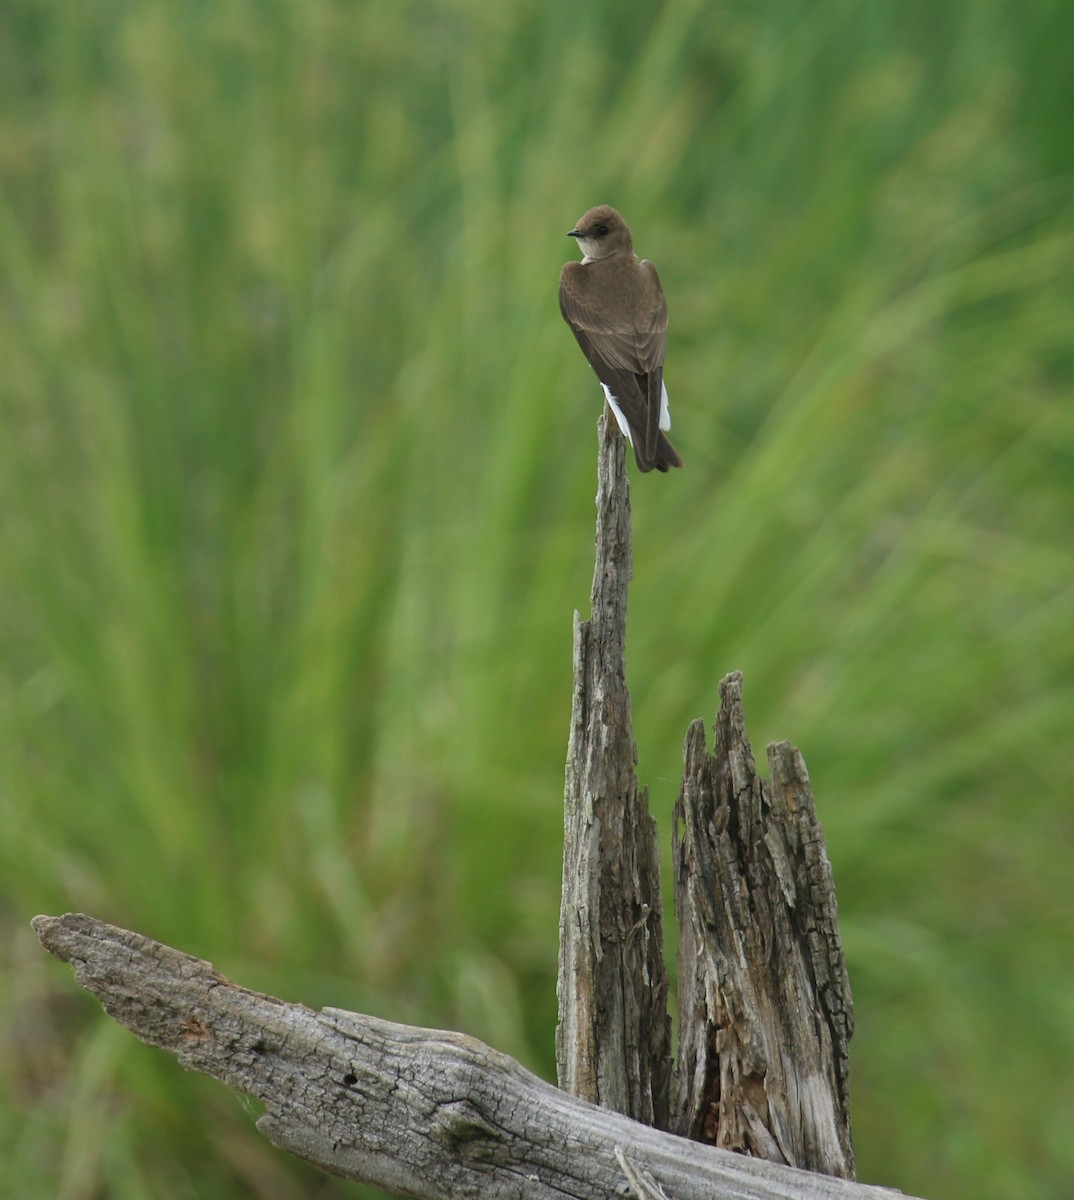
[558,412,853,1179]
[556,412,671,1128]
[673,673,854,1177]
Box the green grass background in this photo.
[3,1,1073,1197]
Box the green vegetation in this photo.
[3,1,1073,1197]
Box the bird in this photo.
[559,205,683,473]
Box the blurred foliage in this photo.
[2,0,1073,1197]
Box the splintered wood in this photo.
[673,672,854,1178]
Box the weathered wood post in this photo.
[556,412,671,1127]
[557,411,855,1179]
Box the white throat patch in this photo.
[576,236,604,261]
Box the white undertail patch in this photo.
[598,382,671,443]
[600,384,634,444]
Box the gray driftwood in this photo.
[556,412,671,1126]
[32,913,915,1200]
[672,674,855,1177]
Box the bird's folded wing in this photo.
[558,261,667,376]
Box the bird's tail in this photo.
[633,430,683,473]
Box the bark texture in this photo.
[33,913,908,1200]
[556,411,671,1127]
[672,673,854,1178]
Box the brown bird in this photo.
[559,205,683,472]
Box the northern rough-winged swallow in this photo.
[559,205,683,473]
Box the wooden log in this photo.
[33,913,908,1200]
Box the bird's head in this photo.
[567,205,633,261]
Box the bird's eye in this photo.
[595,224,609,235]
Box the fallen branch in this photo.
[33,913,914,1200]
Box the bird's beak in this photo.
[567,228,581,238]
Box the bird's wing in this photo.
[635,261,668,460]
[558,261,666,375]
[559,266,646,431]
[559,259,668,471]
[635,260,667,374]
